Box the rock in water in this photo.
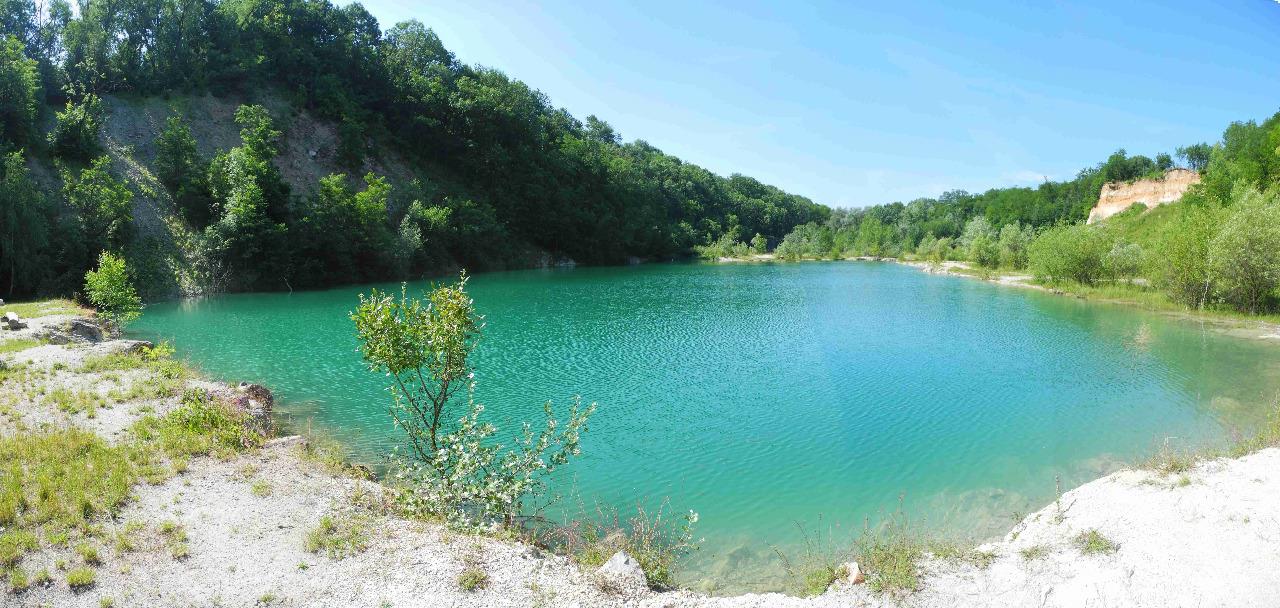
[596,551,647,594]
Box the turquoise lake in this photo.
[131,261,1280,592]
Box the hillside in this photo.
[0,2,829,301]
[1086,169,1201,223]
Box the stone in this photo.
[596,551,647,594]
[3,312,27,330]
[68,319,106,342]
[123,340,155,354]
[232,383,275,436]
[843,561,866,585]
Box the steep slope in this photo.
[1087,169,1201,223]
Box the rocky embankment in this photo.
[1087,169,1201,224]
[3,313,1279,607]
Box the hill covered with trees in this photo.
[0,0,828,299]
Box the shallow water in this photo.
[132,261,1280,593]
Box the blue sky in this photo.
[360,0,1280,208]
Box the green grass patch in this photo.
[1,299,86,319]
[304,514,370,559]
[0,339,42,354]
[7,566,29,593]
[855,514,923,595]
[1019,544,1050,560]
[65,566,95,591]
[47,388,105,418]
[769,521,850,597]
[130,388,265,462]
[1074,529,1118,555]
[562,503,698,590]
[457,567,489,591]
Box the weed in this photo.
[304,514,370,559]
[1074,529,1118,555]
[31,569,51,587]
[457,567,489,591]
[0,531,38,567]
[1019,544,1050,560]
[250,480,273,497]
[100,597,115,608]
[7,567,28,593]
[0,338,42,354]
[855,510,922,595]
[770,519,850,597]
[556,502,698,590]
[76,542,102,565]
[66,567,95,591]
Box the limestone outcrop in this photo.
[1087,169,1200,223]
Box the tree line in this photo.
[0,0,829,298]
[773,113,1280,314]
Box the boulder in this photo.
[842,561,866,585]
[123,340,155,354]
[68,319,106,342]
[232,382,275,437]
[3,312,27,330]
[596,551,647,594]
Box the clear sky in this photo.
[359,0,1280,208]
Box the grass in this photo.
[457,567,489,591]
[1074,529,1118,555]
[0,355,262,577]
[769,520,850,597]
[0,338,42,354]
[250,480,273,497]
[0,299,87,319]
[65,566,95,591]
[854,512,923,595]
[557,502,698,590]
[304,514,370,559]
[48,388,104,418]
[1019,544,1050,560]
[7,567,28,593]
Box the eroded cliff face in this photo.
[1087,169,1200,223]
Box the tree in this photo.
[997,222,1033,269]
[1176,143,1213,172]
[48,94,103,160]
[750,233,767,254]
[1155,152,1173,172]
[84,251,142,327]
[1208,184,1280,313]
[960,217,999,268]
[63,155,133,256]
[0,35,40,147]
[351,274,594,526]
[155,114,213,226]
[0,150,50,296]
[1027,224,1112,285]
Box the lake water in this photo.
[131,261,1280,593]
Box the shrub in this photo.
[63,156,134,255]
[1104,242,1144,279]
[1207,184,1280,313]
[1027,224,1112,285]
[84,251,143,327]
[1151,202,1221,308]
[48,94,103,161]
[998,222,1034,269]
[855,512,922,595]
[351,273,594,528]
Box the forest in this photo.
[0,0,828,298]
[765,114,1280,314]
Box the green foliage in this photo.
[1073,529,1118,555]
[960,217,999,268]
[84,251,141,327]
[855,512,922,596]
[48,94,103,160]
[1176,143,1212,172]
[0,35,40,147]
[1207,184,1280,313]
[566,504,699,590]
[0,150,52,297]
[352,273,594,527]
[997,222,1034,269]
[155,115,213,226]
[1149,203,1221,308]
[65,566,94,590]
[1027,224,1112,285]
[303,514,369,559]
[62,155,133,257]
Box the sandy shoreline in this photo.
[3,313,1279,607]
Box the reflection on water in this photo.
[132,262,1280,593]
